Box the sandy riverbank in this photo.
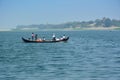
[0,28,11,31]
[82,26,120,30]
[0,26,120,32]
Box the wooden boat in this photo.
[22,37,69,43]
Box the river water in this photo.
[0,30,120,80]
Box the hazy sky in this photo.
[0,0,120,28]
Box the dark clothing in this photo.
[52,37,56,41]
[35,34,38,40]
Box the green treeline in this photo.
[15,17,120,30]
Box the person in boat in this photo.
[36,38,42,42]
[43,37,45,41]
[62,34,66,39]
[35,34,38,40]
[52,33,56,41]
[60,34,66,40]
[31,33,35,40]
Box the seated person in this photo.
[36,38,42,42]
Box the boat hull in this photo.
[22,37,69,43]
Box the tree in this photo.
[103,18,112,27]
[112,19,120,27]
[95,19,102,27]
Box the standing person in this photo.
[32,33,35,40]
[35,34,38,40]
[52,33,56,41]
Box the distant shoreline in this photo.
[78,26,120,30]
[0,27,120,32]
[0,29,11,31]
